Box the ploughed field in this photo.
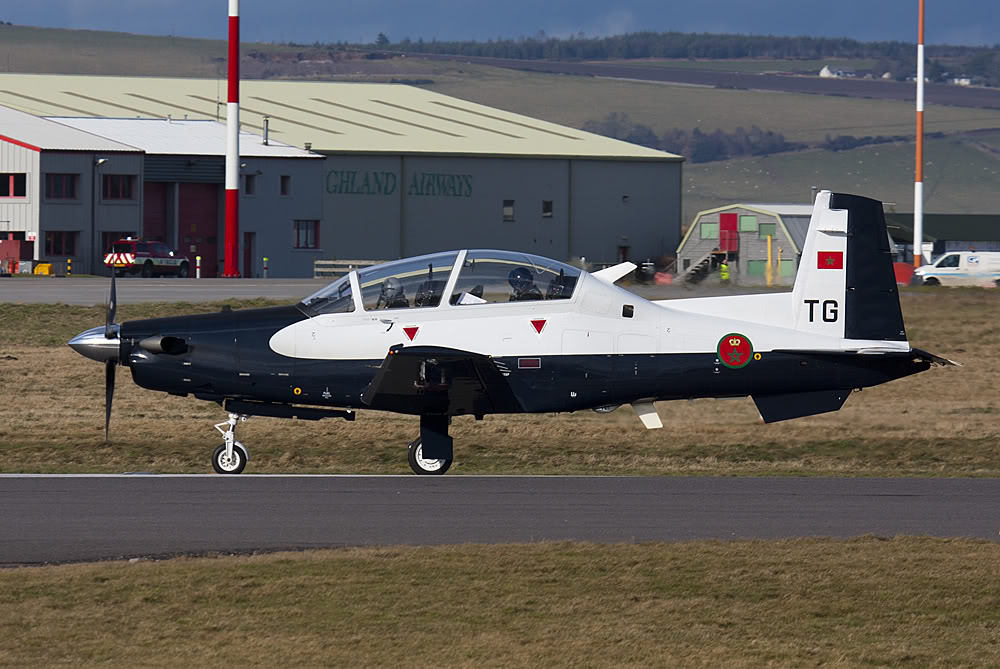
[0,289,993,476]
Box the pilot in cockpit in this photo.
[508,267,543,302]
[377,277,410,308]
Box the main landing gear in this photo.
[408,415,454,475]
[212,412,250,474]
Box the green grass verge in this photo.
[0,291,994,477]
[2,539,998,667]
[0,298,286,347]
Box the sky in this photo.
[3,1,997,47]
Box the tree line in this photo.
[374,31,985,62]
[339,31,1000,85]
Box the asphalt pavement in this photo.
[0,277,329,305]
[1,475,996,565]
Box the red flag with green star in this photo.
[817,251,843,269]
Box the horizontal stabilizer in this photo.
[911,347,961,367]
[752,389,850,423]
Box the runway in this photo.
[1,277,327,305]
[1,475,997,565]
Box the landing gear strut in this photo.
[408,415,453,475]
[212,412,250,474]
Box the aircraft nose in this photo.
[68,325,121,363]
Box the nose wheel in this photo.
[212,412,250,474]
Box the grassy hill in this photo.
[3,23,999,225]
[682,135,1000,224]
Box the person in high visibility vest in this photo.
[719,259,730,284]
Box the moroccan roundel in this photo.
[717,333,753,369]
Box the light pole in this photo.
[913,0,925,267]
[91,157,108,275]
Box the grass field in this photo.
[597,58,880,74]
[682,135,1000,224]
[2,538,998,667]
[425,68,1000,144]
[0,290,994,477]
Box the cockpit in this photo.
[299,250,582,316]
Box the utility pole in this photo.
[913,0,925,267]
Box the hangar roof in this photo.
[0,73,681,161]
[47,117,319,158]
[0,104,138,152]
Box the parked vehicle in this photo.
[104,239,190,278]
[913,251,1000,287]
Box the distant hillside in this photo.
[374,31,1000,85]
[2,23,998,222]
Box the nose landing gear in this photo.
[213,412,250,474]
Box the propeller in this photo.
[105,358,115,442]
[104,271,117,442]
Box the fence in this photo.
[313,259,380,279]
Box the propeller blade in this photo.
[105,359,115,442]
[105,271,117,339]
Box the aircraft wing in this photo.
[361,345,524,416]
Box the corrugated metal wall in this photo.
[0,141,40,240]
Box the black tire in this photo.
[212,443,247,474]
[923,277,940,287]
[407,439,452,475]
[114,269,124,278]
[178,262,189,278]
[140,261,154,278]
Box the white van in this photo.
[914,251,1000,287]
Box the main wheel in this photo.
[407,439,452,475]
[141,261,154,278]
[212,443,248,474]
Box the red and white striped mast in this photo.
[223,0,241,277]
[913,0,925,268]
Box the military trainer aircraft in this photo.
[69,191,955,475]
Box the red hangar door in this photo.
[179,183,220,277]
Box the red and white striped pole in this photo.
[913,0,925,268]
[223,0,241,277]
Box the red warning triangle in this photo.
[403,326,419,341]
[530,319,546,334]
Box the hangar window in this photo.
[45,231,77,256]
[280,175,292,196]
[758,222,777,239]
[503,199,515,222]
[102,174,135,200]
[542,200,553,218]
[0,173,27,198]
[699,222,719,239]
[739,215,758,232]
[293,220,320,249]
[45,173,78,200]
[243,174,256,196]
[451,250,580,305]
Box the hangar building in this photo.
[0,74,682,277]
[676,203,813,286]
[0,105,321,277]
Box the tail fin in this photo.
[791,191,905,341]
